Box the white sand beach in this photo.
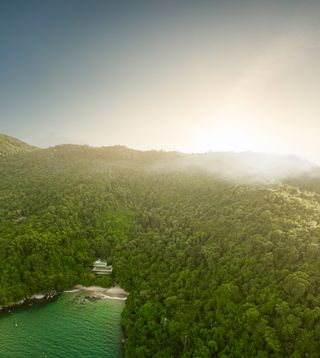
[72,285,129,300]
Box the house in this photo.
[92,259,113,275]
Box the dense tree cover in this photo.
[0,134,37,156]
[1,141,320,357]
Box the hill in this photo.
[0,133,315,181]
[151,150,315,182]
[1,137,320,357]
[0,134,38,156]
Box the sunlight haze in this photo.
[1,0,319,163]
[2,3,320,357]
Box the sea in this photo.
[0,292,125,358]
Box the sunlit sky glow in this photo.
[1,0,320,163]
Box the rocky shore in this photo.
[0,285,128,312]
[0,291,58,313]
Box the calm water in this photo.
[0,292,125,358]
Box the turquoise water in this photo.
[0,292,125,358]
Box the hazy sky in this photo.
[1,0,320,163]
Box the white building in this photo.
[92,259,113,275]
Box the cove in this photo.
[0,292,125,358]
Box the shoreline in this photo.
[0,285,128,312]
[0,291,59,313]
[72,285,129,300]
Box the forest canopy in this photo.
[1,137,320,357]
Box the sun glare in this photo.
[191,113,265,154]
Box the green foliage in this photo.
[0,134,37,156]
[1,143,320,357]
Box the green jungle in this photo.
[1,134,320,357]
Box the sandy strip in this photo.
[73,285,108,293]
[71,285,128,299]
[100,294,127,301]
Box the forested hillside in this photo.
[0,134,38,156]
[1,137,320,357]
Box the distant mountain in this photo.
[40,145,316,182]
[0,134,316,181]
[0,134,38,156]
[159,151,316,182]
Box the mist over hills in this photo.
[2,133,320,356]
[151,151,316,182]
[0,134,317,182]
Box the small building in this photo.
[92,259,113,275]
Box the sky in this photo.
[1,0,320,163]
